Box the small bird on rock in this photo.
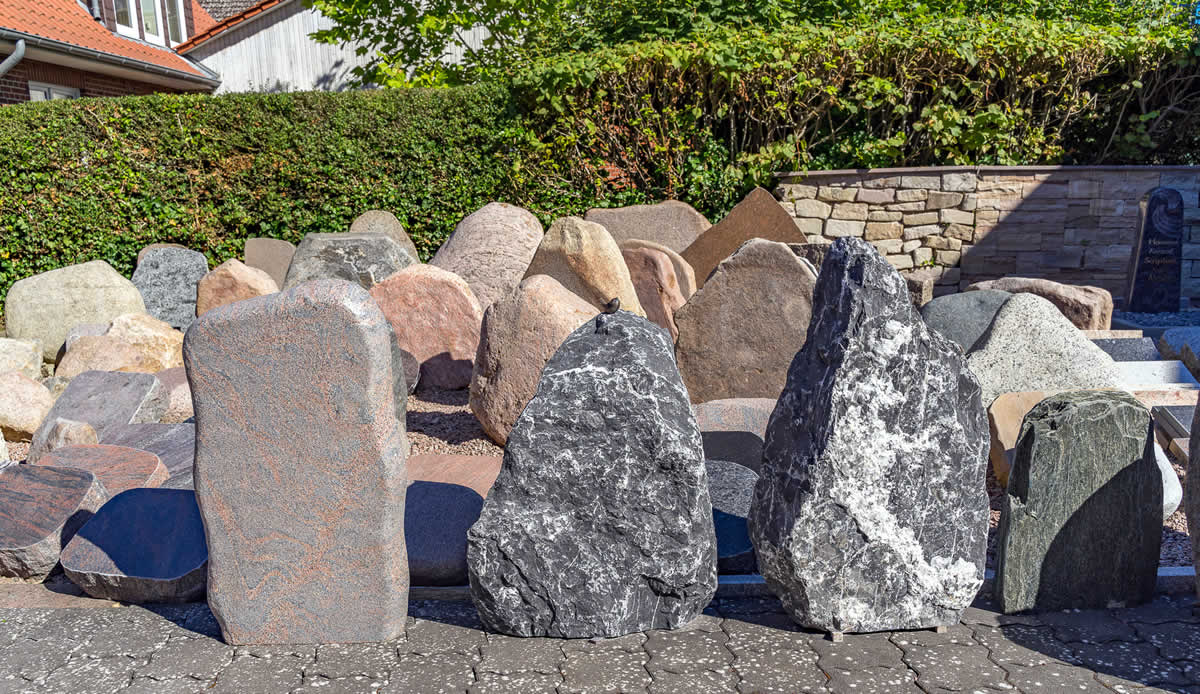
[595,297,620,334]
[603,297,620,314]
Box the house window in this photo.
[165,0,187,44]
[139,0,164,44]
[113,0,139,38]
[29,82,80,101]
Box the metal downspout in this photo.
[0,39,25,78]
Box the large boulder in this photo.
[621,246,687,341]
[54,335,153,380]
[0,371,54,442]
[406,454,502,586]
[467,311,717,638]
[618,239,697,300]
[995,391,1159,612]
[185,279,409,645]
[0,337,43,380]
[967,277,1113,330]
[522,217,645,317]
[694,398,775,475]
[919,290,1012,353]
[430,202,544,310]
[132,247,209,331]
[369,265,483,391]
[349,210,421,261]
[469,275,595,445]
[748,237,989,633]
[27,371,167,465]
[243,237,296,288]
[283,232,416,291]
[196,259,279,316]
[0,465,108,579]
[674,239,817,404]
[966,294,1122,407]
[584,200,711,254]
[34,444,169,496]
[104,313,184,372]
[61,488,208,603]
[5,260,146,361]
[681,187,805,289]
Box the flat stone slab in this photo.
[707,459,757,574]
[693,398,774,475]
[27,371,167,465]
[0,465,108,579]
[61,488,208,604]
[103,423,197,483]
[34,445,168,496]
[406,455,502,587]
[244,237,296,289]
[1092,337,1161,362]
[1115,360,1199,389]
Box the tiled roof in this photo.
[191,0,218,35]
[195,0,261,22]
[176,0,285,53]
[0,0,212,80]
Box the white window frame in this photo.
[112,0,140,38]
[138,0,166,45]
[28,82,80,101]
[164,0,188,46]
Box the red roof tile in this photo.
[191,0,218,35]
[175,0,283,53]
[0,0,212,80]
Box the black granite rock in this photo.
[749,237,990,634]
[467,311,717,638]
[406,481,482,586]
[919,289,1011,352]
[1091,337,1161,362]
[995,390,1159,613]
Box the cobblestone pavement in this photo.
[1,593,1199,693]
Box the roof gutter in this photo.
[0,27,220,87]
[0,38,25,78]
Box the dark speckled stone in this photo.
[132,247,210,330]
[1091,337,1161,362]
[184,279,409,645]
[282,232,415,291]
[0,465,108,579]
[34,445,168,495]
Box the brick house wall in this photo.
[775,166,1200,309]
[0,58,181,104]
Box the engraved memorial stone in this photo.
[1125,187,1185,313]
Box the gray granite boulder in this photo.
[284,232,416,290]
[919,289,1011,352]
[132,248,209,330]
[0,465,108,579]
[27,371,167,465]
[467,311,717,638]
[996,391,1159,613]
[966,293,1122,406]
[749,237,989,634]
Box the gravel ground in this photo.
[1115,309,1200,327]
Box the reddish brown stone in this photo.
[523,217,645,316]
[618,239,697,299]
[0,465,108,579]
[370,264,483,391]
[55,335,156,380]
[243,237,296,289]
[681,187,807,289]
[967,277,1113,330]
[584,200,711,254]
[621,247,687,341]
[35,445,169,496]
[196,259,279,316]
[185,279,408,645]
[407,454,502,498]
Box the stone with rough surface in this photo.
[674,239,816,404]
[369,264,483,390]
[155,367,193,421]
[27,371,167,465]
[0,371,53,441]
[430,202,544,310]
[196,259,278,316]
[103,423,196,487]
[0,337,43,380]
[61,488,207,603]
[0,465,108,579]
[1092,337,1161,362]
[749,237,989,634]
[584,200,711,254]
[967,277,1113,330]
[132,248,209,330]
[1159,327,1200,378]
[244,238,296,289]
[55,335,154,380]
[618,239,697,300]
[522,217,645,317]
[105,313,184,372]
[406,454,502,586]
[137,243,189,265]
[185,279,409,645]
[349,210,421,261]
[468,311,717,638]
[34,444,169,496]
[284,232,416,291]
[5,260,146,360]
[469,275,596,445]
[63,323,107,353]
[38,418,99,457]
[966,293,1122,406]
[919,290,1011,353]
[694,398,774,475]
[621,246,686,340]
[995,390,1159,613]
[681,187,806,288]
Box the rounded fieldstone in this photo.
[617,239,697,300]
[967,277,1113,331]
[349,210,421,261]
[621,246,686,341]
[105,313,184,373]
[35,444,169,496]
[0,465,108,579]
[920,289,1012,353]
[244,237,296,289]
[0,337,44,380]
[284,232,416,291]
[196,259,279,316]
[0,371,54,442]
[430,202,545,310]
[55,335,152,380]
[522,216,645,317]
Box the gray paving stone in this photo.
[723,613,812,655]
[888,623,975,647]
[560,632,646,654]
[560,646,651,694]
[1121,594,1200,626]
[970,623,1081,666]
[405,619,487,656]
[899,643,1009,691]
[478,635,563,675]
[0,636,81,680]
[811,632,906,669]
[1000,662,1110,692]
[210,652,307,693]
[382,652,476,694]
[296,674,389,693]
[469,670,563,693]
[1073,640,1190,687]
[731,647,827,694]
[1041,609,1141,644]
[39,654,140,694]
[122,675,219,693]
[824,665,920,694]
[648,669,739,694]
[312,642,401,679]
[644,628,733,673]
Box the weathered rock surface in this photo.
[0,337,43,380]
[468,311,717,637]
[27,371,166,465]
[1092,337,1161,362]
[0,465,108,579]
[708,459,758,574]
[748,237,989,634]
[284,232,416,291]
[406,455,502,586]
[5,261,146,361]
[584,200,711,254]
[243,237,296,288]
[35,444,169,496]
[622,246,686,340]
[0,371,54,442]
[196,259,278,316]
[132,247,209,330]
[349,210,421,261]
[103,423,196,488]
[185,279,409,645]
[137,243,189,265]
[397,348,419,395]
[681,187,805,288]
[987,391,1049,488]
[61,488,207,603]
[430,202,544,310]
[154,367,193,421]
[55,335,152,380]
[369,264,483,391]
[694,398,775,475]
[919,290,1012,353]
[63,323,107,353]
[675,239,817,404]
[469,275,595,444]
[995,391,1159,612]
[522,217,645,316]
[966,294,1122,407]
[38,418,99,455]
[1160,327,1200,379]
[105,313,184,373]
[967,277,1113,330]
[618,239,697,299]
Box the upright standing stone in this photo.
[681,187,805,289]
[132,248,209,331]
[467,311,717,638]
[196,259,279,316]
[674,239,816,404]
[618,239,697,300]
[584,200,711,254]
[0,465,108,579]
[27,371,167,464]
[1189,405,1200,601]
[996,391,1159,612]
[185,279,408,645]
[967,277,1113,330]
[349,210,421,261]
[919,290,1011,353]
[522,217,645,316]
[1126,187,1185,313]
[430,202,545,310]
[284,232,415,291]
[749,237,989,634]
[694,398,775,474]
[244,238,296,289]
[621,246,686,340]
